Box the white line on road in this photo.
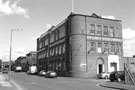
[10,79,28,90]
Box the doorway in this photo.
[98,64,103,73]
[97,58,104,74]
[110,63,117,72]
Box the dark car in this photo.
[110,71,125,82]
[45,71,57,78]
[38,70,46,76]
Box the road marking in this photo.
[10,79,28,90]
[28,82,37,84]
[0,81,12,87]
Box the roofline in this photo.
[38,12,122,40]
[70,13,122,22]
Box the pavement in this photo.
[99,80,135,90]
[0,72,135,90]
[0,72,19,90]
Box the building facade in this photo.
[14,51,37,72]
[37,13,123,78]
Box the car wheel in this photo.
[105,76,108,79]
[117,78,121,82]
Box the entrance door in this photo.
[97,58,104,74]
[99,64,103,73]
[110,63,117,72]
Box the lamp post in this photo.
[9,29,22,78]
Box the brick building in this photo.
[37,13,123,78]
[14,51,37,72]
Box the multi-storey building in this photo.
[14,51,37,72]
[37,13,123,78]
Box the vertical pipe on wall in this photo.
[85,16,88,72]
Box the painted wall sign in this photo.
[87,36,123,42]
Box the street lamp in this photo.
[9,29,23,76]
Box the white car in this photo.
[27,65,37,75]
[15,66,22,72]
[97,72,111,79]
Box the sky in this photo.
[0,0,135,61]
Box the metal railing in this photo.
[124,63,135,85]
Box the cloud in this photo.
[123,28,135,40]
[102,15,115,19]
[123,28,135,57]
[0,0,29,18]
[0,47,27,61]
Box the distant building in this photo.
[14,51,37,72]
[37,13,123,78]
[26,51,37,66]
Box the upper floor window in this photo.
[90,42,96,53]
[97,42,102,53]
[59,45,62,55]
[90,24,95,35]
[62,44,65,54]
[55,30,59,40]
[39,42,42,49]
[111,43,115,53]
[110,27,114,37]
[119,44,122,54]
[104,42,109,53]
[103,26,108,36]
[45,38,48,46]
[50,32,55,43]
[59,26,65,38]
[97,25,102,36]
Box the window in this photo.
[115,43,122,54]
[104,42,109,53]
[39,42,42,49]
[116,44,119,54]
[55,46,58,55]
[97,25,102,35]
[90,24,95,35]
[45,38,48,46]
[90,42,96,53]
[111,43,115,53]
[97,42,102,53]
[52,48,54,56]
[59,26,65,38]
[46,50,48,57]
[119,44,122,54]
[59,45,62,54]
[50,33,55,43]
[62,44,65,54]
[55,30,59,40]
[103,26,108,36]
[110,27,114,37]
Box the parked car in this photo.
[97,72,111,79]
[27,65,37,75]
[2,68,8,73]
[110,71,125,82]
[38,70,46,76]
[45,71,57,78]
[15,66,22,72]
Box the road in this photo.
[1,72,116,90]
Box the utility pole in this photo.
[9,29,22,80]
